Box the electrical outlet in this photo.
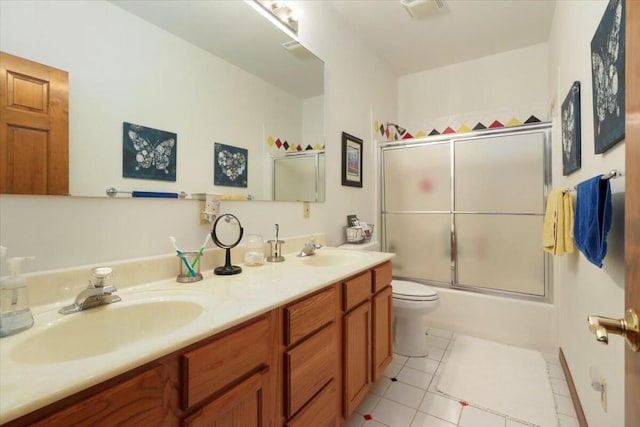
[303,202,310,219]
[601,380,607,412]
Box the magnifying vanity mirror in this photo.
[0,0,324,202]
[211,214,244,276]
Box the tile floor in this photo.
[343,328,579,427]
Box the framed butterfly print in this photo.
[561,81,581,176]
[122,122,177,181]
[214,143,248,188]
[590,0,625,154]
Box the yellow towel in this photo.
[542,189,575,255]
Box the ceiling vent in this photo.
[400,0,445,18]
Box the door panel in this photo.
[0,51,68,195]
[625,1,639,425]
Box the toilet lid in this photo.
[392,280,439,301]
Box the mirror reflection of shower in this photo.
[270,151,325,202]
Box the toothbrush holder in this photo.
[266,240,285,262]
[176,251,203,283]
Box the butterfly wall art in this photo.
[590,0,625,154]
[214,143,248,188]
[122,122,177,181]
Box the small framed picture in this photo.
[214,143,248,188]
[561,81,581,176]
[341,132,363,188]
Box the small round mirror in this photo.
[211,214,244,275]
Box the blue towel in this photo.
[131,191,179,198]
[573,175,612,268]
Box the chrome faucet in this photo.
[297,239,322,257]
[58,267,121,315]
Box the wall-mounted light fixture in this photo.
[252,0,299,35]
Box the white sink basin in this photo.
[11,298,204,364]
[302,250,368,267]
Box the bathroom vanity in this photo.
[0,246,394,426]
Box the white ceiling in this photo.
[327,0,557,76]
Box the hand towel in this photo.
[573,175,612,268]
[542,189,575,255]
[542,189,562,254]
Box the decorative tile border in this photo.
[267,135,324,152]
[374,115,543,141]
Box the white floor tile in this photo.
[506,419,529,426]
[371,376,392,396]
[343,411,365,427]
[551,377,571,396]
[404,356,440,374]
[555,394,577,418]
[396,366,435,390]
[428,374,443,394]
[355,392,381,415]
[393,353,409,365]
[363,420,387,427]
[427,327,453,339]
[548,364,565,379]
[384,361,404,378]
[383,381,426,409]
[459,406,506,427]
[418,392,462,424]
[558,413,579,427]
[426,335,451,350]
[426,346,446,361]
[371,398,417,427]
[411,411,457,427]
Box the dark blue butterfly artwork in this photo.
[122,122,177,181]
[590,0,625,154]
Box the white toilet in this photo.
[338,241,440,357]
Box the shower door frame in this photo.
[379,123,553,303]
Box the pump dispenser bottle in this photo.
[0,256,35,338]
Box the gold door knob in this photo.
[587,309,640,352]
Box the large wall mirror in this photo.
[0,0,324,201]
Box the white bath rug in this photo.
[437,335,557,427]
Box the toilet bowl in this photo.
[338,240,440,357]
[392,279,439,357]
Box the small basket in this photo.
[345,224,374,243]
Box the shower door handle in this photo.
[587,308,640,352]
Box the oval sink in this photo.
[302,251,368,267]
[12,300,203,364]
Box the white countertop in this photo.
[0,247,394,424]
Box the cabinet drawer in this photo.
[284,323,337,418]
[284,286,336,346]
[343,271,372,312]
[372,262,392,293]
[285,379,338,427]
[182,316,269,409]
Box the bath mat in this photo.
[437,335,557,426]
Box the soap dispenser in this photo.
[0,256,35,338]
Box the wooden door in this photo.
[625,1,639,426]
[372,286,393,381]
[183,371,266,427]
[343,301,371,417]
[0,52,68,195]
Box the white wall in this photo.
[0,0,397,272]
[398,43,550,133]
[548,1,626,425]
[394,44,556,352]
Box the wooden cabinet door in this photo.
[0,51,68,195]
[31,366,171,427]
[343,301,371,417]
[183,371,267,427]
[372,286,393,381]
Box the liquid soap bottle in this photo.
[0,256,35,338]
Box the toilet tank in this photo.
[338,240,380,251]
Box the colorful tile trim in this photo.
[375,115,542,141]
[266,136,324,152]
